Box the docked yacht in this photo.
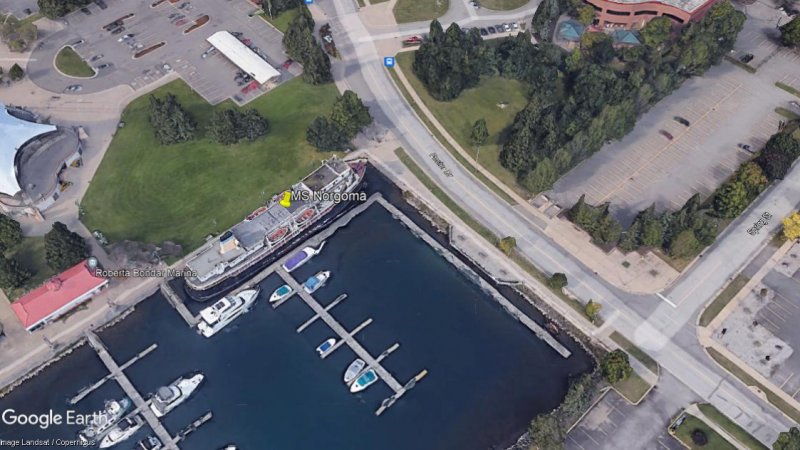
[149,373,205,417]
[282,242,325,273]
[99,415,144,448]
[350,369,379,393]
[78,397,131,442]
[316,338,336,357]
[136,436,162,450]
[269,284,293,303]
[303,271,330,294]
[343,358,366,384]
[197,288,260,338]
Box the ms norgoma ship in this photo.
[184,157,366,301]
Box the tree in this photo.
[773,426,800,450]
[585,299,601,322]
[9,63,24,81]
[148,94,196,145]
[640,17,672,48]
[691,429,709,446]
[330,90,372,138]
[0,256,30,290]
[470,119,489,147]
[576,5,595,26]
[779,16,800,48]
[521,158,557,193]
[783,212,800,241]
[37,0,91,19]
[529,414,565,450]
[568,195,598,233]
[0,15,38,52]
[713,181,749,218]
[759,132,800,181]
[600,349,633,384]
[306,117,350,151]
[498,236,516,255]
[282,7,332,85]
[593,207,622,245]
[530,0,561,42]
[207,109,269,145]
[0,214,23,251]
[547,272,568,290]
[735,161,768,197]
[263,0,301,17]
[669,229,701,258]
[44,222,89,272]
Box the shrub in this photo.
[547,272,568,290]
[600,349,632,383]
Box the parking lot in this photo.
[548,60,789,225]
[28,0,297,105]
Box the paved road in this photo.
[320,0,798,444]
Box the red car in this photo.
[241,80,259,94]
[242,38,252,46]
[282,59,294,69]
[175,19,187,26]
[402,36,422,46]
[659,130,673,140]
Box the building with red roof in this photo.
[584,0,718,29]
[11,260,108,332]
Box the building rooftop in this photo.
[17,129,80,200]
[0,104,57,196]
[11,260,108,331]
[206,31,280,84]
[604,0,710,13]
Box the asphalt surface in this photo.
[321,0,799,444]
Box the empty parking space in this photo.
[549,63,787,224]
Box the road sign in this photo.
[304,0,313,4]
[384,57,395,68]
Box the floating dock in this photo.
[296,293,347,331]
[85,332,177,450]
[69,343,158,405]
[161,282,199,327]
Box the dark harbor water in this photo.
[0,203,592,450]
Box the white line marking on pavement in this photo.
[656,292,678,309]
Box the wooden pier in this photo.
[69,343,158,405]
[161,282,199,327]
[275,267,404,394]
[296,293,347,332]
[85,332,177,450]
[174,411,213,442]
[320,318,373,358]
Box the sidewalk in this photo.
[685,403,750,450]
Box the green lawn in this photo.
[479,0,530,10]
[613,372,651,404]
[260,8,298,33]
[610,331,659,374]
[776,82,800,98]
[395,52,529,196]
[697,404,768,450]
[81,78,340,253]
[4,237,56,301]
[673,414,736,450]
[55,46,95,78]
[698,274,749,327]
[393,0,448,23]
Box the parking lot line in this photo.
[759,315,781,332]
[780,372,795,389]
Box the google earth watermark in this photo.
[1,409,99,447]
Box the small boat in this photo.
[282,242,325,273]
[343,358,366,384]
[316,338,336,357]
[78,397,131,442]
[149,373,205,417]
[269,284,293,303]
[303,271,330,294]
[137,436,162,450]
[218,446,237,450]
[350,369,379,393]
[99,415,144,448]
[197,288,260,338]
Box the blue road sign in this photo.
[304,0,313,4]
[384,57,395,68]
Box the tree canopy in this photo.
[282,7,332,85]
[0,256,30,290]
[773,427,800,450]
[263,0,301,17]
[0,214,23,252]
[330,90,372,138]
[148,93,196,145]
[780,17,800,48]
[9,63,24,81]
[44,222,89,272]
[306,117,350,151]
[207,109,269,145]
[783,212,800,241]
[600,349,633,384]
[37,0,91,19]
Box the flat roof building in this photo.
[584,0,718,28]
[206,31,280,85]
[11,260,108,332]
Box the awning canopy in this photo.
[0,104,57,196]
[207,31,280,84]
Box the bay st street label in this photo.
[747,211,772,235]
[429,152,453,177]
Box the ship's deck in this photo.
[302,159,348,192]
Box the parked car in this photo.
[673,116,690,126]
[95,63,112,69]
[790,100,800,109]
[175,19,187,26]
[80,7,92,15]
[468,1,479,8]
[117,34,134,42]
[659,130,673,140]
[168,12,179,19]
[282,58,294,69]
[111,26,125,35]
[90,54,104,62]
[503,23,511,31]
[231,31,243,37]
[72,39,85,46]
[512,22,519,30]
[95,0,108,9]
[738,143,753,153]
[740,53,754,63]
[479,28,488,36]
[64,84,83,93]
[178,2,189,9]
[487,26,496,34]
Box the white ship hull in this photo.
[149,373,205,417]
[197,289,260,338]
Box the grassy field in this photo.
[610,331,659,374]
[55,46,95,78]
[387,62,516,205]
[4,237,56,301]
[673,414,736,450]
[479,0,530,9]
[697,404,768,450]
[82,78,340,253]
[613,372,651,404]
[260,8,298,33]
[698,275,750,327]
[706,347,800,423]
[392,0,448,23]
[395,52,529,196]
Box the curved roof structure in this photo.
[0,104,57,196]
[207,31,280,84]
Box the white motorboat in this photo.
[343,358,366,384]
[350,369,379,393]
[303,271,330,294]
[197,288,260,338]
[136,436,162,450]
[78,397,131,442]
[149,373,205,417]
[99,415,144,448]
[282,242,325,272]
[269,284,293,303]
[316,338,336,357]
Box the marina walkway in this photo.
[160,282,199,327]
[85,331,178,450]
